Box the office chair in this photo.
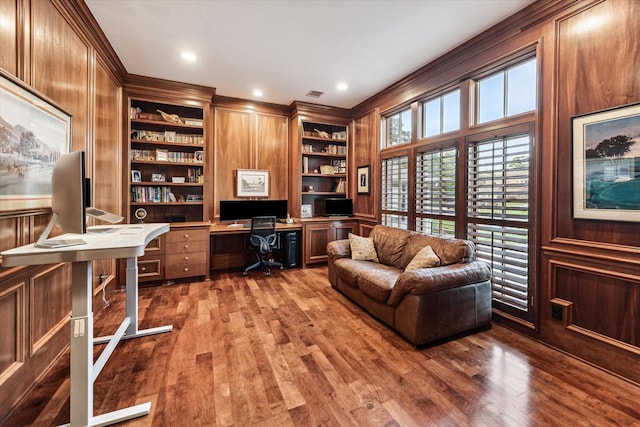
[243,216,284,276]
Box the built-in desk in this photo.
[1,223,171,427]
[209,222,302,271]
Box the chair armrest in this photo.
[327,239,351,262]
[387,261,491,306]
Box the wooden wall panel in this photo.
[555,267,639,347]
[0,0,18,76]
[555,0,640,245]
[31,0,89,152]
[256,113,288,201]
[29,264,70,354]
[352,110,379,220]
[0,278,25,383]
[213,108,252,214]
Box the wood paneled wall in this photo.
[350,0,640,383]
[0,0,125,420]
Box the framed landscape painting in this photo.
[237,169,269,197]
[572,102,640,222]
[0,72,71,211]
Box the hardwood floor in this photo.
[4,267,640,426]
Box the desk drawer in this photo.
[138,258,162,281]
[166,229,208,244]
[164,239,208,254]
[165,252,207,279]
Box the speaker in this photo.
[282,231,300,268]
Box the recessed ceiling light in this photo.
[181,51,197,62]
[253,89,263,97]
[337,82,348,91]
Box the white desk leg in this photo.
[123,256,173,338]
[70,261,93,426]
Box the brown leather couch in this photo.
[327,224,492,346]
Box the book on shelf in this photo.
[302,156,309,173]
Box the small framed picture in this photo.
[301,204,312,218]
[164,130,176,142]
[357,165,370,194]
[195,150,204,163]
[237,169,269,197]
[151,173,166,182]
[131,170,142,182]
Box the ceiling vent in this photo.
[305,90,324,98]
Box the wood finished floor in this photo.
[4,267,640,426]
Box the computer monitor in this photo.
[325,198,353,217]
[35,151,88,248]
[219,199,288,223]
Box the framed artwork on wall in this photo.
[0,71,71,211]
[357,165,370,194]
[237,169,269,197]
[572,102,640,222]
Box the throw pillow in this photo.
[348,233,379,263]
[405,245,440,271]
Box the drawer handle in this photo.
[184,267,189,272]
[184,234,189,238]
[184,256,189,260]
[141,267,147,272]
[183,244,189,249]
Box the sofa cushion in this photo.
[333,258,373,288]
[348,233,379,262]
[405,245,440,271]
[356,264,402,303]
[370,225,410,269]
[401,234,475,268]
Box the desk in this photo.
[1,223,171,427]
[210,222,302,271]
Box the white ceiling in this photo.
[85,0,535,109]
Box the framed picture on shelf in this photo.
[301,204,312,218]
[131,170,142,182]
[156,148,168,161]
[151,173,166,182]
[0,71,71,211]
[237,169,269,197]
[572,102,640,222]
[195,150,204,163]
[357,165,370,194]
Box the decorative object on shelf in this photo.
[134,208,147,223]
[357,165,370,194]
[237,169,269,197]
[156,109,182,123]
[155,148,168,161]
[195,150,204,163]
[320,165,335,174]
[572,102,640,222]
[0,71,71,211]
[151,173,166,182]
[131,170,142,182]
[172,176,185,183]
[301,204,312,218]
[307,185,314,192]
[314,129,330,139]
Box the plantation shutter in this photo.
[415,147,456,235]
[381,155,409,229]
[467,133,531,314]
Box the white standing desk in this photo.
[1,223,171,427]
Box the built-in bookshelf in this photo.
[300,121,348,217]
[127,99,206,223]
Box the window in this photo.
[381,155,409,229]
[415,146,456,235]
[385,108,412,147]
[423,89,460,137]
[477,58,537,124]
[467,133,531,315]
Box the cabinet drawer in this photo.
[164,239,208,254]
[165,252,207,279]
[166,229,209,243]
[138,259,162,280]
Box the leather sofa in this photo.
[327,224,492,346]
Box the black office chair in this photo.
[243,216,284,276]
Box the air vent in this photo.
[305,90,324,98]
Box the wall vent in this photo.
[305,90,324,98]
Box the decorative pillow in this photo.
[405,245,440,271]
[348,233,379,263]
